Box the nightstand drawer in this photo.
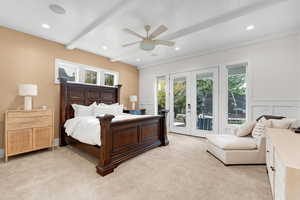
[6,116,52,130]
[7,129,33,156]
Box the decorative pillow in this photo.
[72,102,96,117]
[252,117,271,139]
[290,119,300,129]
[94,103,124,116]
[270,119,295,129]
[236,121,256,137]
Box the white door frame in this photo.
[190,67,219,137]
[169,72,191,134]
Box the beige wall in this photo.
[0,26,139,148]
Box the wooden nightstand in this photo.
[4,109,54,162]
[123,109,146,115]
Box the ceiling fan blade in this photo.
[122,41,141,47]
[149,25,168,39]
[123,28,145,39]
[155,40,175,47]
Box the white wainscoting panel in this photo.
[251,105,272,121]
[139,104,155,115]
[251,100,300,120]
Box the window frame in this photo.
[55,59,119,87]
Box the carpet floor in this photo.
[0,133,272,200]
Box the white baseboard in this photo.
[0,138,60,158]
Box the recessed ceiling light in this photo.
[175,47,180,51]
[102,46,108,50]
[42,24,50,29]
[49,4,66,15]
[246,25,255,31]
[136,58,141,62]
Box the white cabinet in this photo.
[274,152,286,200]
[266,135,275,196]
[266,129,300,200]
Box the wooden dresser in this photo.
[266,128,300,200]
[4,109,54,162]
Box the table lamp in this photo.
[19,84,38,110]
[129,95,137,110]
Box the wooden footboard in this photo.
[96,110,169,176]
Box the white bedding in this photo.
[64,113,155,146]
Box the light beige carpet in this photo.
[0,133,272,200]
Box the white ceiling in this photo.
[0,0,299,68]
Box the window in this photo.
[84,69,98,84]
[56,63,78,82]
[55,59,118,86]
[156,76,166,114]
[226,63,247,125]
[104,72,116,86]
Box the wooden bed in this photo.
[59,79,169,176]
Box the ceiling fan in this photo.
[122,25,175,51]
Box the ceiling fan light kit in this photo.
[123,25,175,51]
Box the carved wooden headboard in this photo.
[59,79,122,125]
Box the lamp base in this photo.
[24,96,32,110]
[131,102,136,110]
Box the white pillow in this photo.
[72,102,96,117]
[252,117,271,139]
[94,103,123,116]
[270,119,295,129]
[236,121,256,137]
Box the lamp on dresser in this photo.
[19,84,38,110]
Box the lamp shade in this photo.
[129,95,137,102]
[19,84,38,96]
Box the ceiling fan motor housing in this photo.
[140,39,155,51]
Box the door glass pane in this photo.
[196,73,213,131]
[157,76,166,114]
[227,64,247,124]
[173,77,186,127]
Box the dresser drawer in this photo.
[7,110,52,118]
[7,128,33,156]
[6,116,52,131]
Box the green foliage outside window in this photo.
[85,70,97,84]
[105,74,114,86]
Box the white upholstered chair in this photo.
[206,134,266,165]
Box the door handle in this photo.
[187,104,191,113]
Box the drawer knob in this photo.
[270,166,275,172]
[267,150,270,153]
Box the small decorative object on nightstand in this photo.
[4,109,54,162]
[123,108,146,115]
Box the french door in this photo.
[169,68,219,137]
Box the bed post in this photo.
[96,114,115,176]
[160,110,169,146]
[59,78,68,146]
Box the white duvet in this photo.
[64,113,155,146]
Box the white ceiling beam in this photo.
[66,0,134,50]
[110,0,287,62]
[160,0,287,41]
